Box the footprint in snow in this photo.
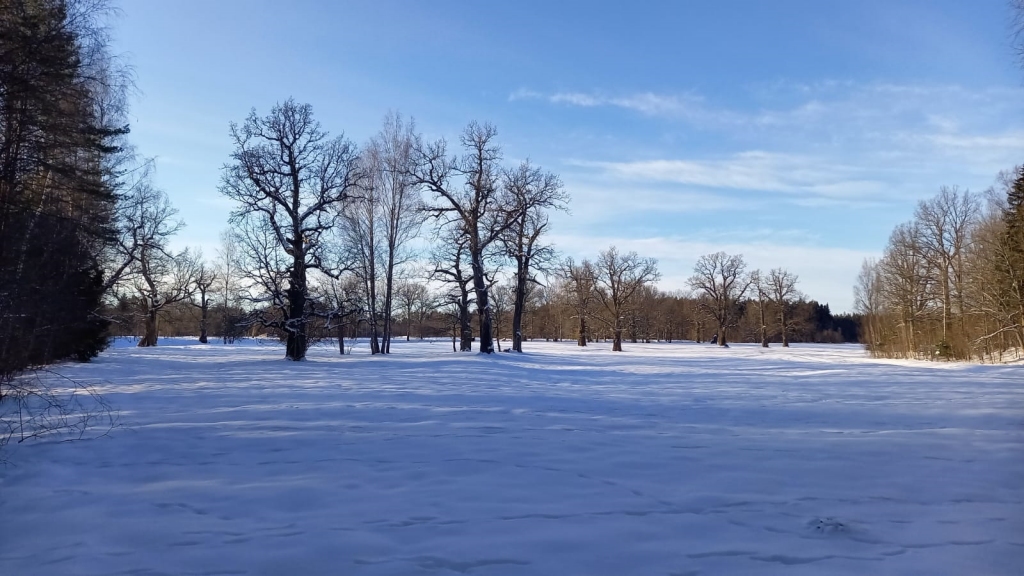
[808,517,847,534]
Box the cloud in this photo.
[509,83,1024,147]
[509,89,732,124]
[571,152,889,202]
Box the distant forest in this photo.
[105,290,861,350]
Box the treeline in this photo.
[856,172,1024,361]
[0,0,133,390]
[105,277,859,349]
[106,241,860,352]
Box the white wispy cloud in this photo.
[509,89,733,124]
[570,152,888,201]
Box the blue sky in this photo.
[115,0,1024,312]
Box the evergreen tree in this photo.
[0,0,128,388]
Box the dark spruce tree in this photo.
[1,0,129,391]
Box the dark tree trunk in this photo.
[512,266,528,352]
[612,316,623,352]
[382,273,394,354]
[459,291,473,351]
[337,326,345,355]
[781,308,790,347]
[285,277,307,361]
[577,316,587,347]
[370,328,381,354]
[718,321,728,347]
[199,303,209,344]
[759,300,768,348]
[470,255,495,353]
[139,309,159,347]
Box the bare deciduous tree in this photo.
[592,247,660,352]
[767,267,800,347]
[411,122,512,354]
[501,161,567,352]
[220,99,359,361]
[914,186,979,355]
[216,229,241,343]
[430,228,474,351]
[396,281,430,341]
[688,252,750,347]
[121,185,192,347]
[190,257,218,344]
[491,282,514,351]
[750,270,769,348]
[558,258,597,347]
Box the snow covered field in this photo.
[1,339,1022,575]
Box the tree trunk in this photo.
[139,309,159,347]
[337,326,345,355]
[285,277,307,361]
[759,300,768,348]
[369,328,381,355]
[781,308,789,347]
[718,321,728,347]
[512,270,527,353]
[459,293,473,351]
[199,303,209,344]
[470,254,495,353]
[612,314,623,351]
[577,316,587,347]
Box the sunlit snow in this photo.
[1,339,1021,575]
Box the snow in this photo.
[1,339,1022,575]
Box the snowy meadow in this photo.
[1,339,1022,575]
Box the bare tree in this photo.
[219,99,359,361]
[396,281,428,341]
[411,122,513,354]
[134,248,197,347]
[592,247,660,351]
[877,222,932,355]
[767,267,800,347]
[119,185,191,347]
[750,270,769,348]
[501,161,568,352]
[216,229,240,343]
[375,113,424,353]
[558,258,597,346]
[914,186,979,355]
[490,282,514,351]
[319,274,361,355]
[190,257,218,344]
[688,252,750,347]
[430,228,474,351]
[341,162,384,353]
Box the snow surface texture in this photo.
[1,339,1022,575]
